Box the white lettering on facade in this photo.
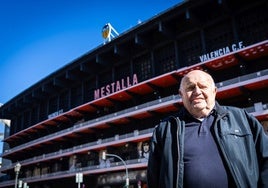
[199,41,244,62]
[94,74,138,99]
[48,109,64,119]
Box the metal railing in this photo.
[0,157,148,187]
[3,95,180,156]
[1,127,154,171]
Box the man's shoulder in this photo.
[216,103,246,115]
[154,115,180,133]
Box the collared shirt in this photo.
[183,110,233,188]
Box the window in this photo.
[71,85,82,108]
[178,32,202,66]
[115,63,131,80]
[236,5,268,45]
[99,71,112,87]
[205,20,234,52]
[133,54,152,81]
[48,96,58,114]
[59,91,69,112]
[155,43,176,75]
[83,78,96,102]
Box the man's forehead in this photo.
[183,73,211,83]
[186,70,210,77]
[179,70,215,89]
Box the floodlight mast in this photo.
[102,23,119,44]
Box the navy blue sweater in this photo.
[183,111,234,187]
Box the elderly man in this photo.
[147,70,268,188]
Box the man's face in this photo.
[179,70,217,118]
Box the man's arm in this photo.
[147,127,161,188]
[246,111,268,187]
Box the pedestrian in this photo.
[147,70,268,188]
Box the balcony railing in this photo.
[0,127,154,172]
[3,94,180,156]
[0,157,148,187]
[216,69,268,88]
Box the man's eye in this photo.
[186,86,195,91]
[200,85,208,89]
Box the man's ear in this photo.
[178,89,182,96]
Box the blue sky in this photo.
[0,0,182,105]
[0,0,181,154]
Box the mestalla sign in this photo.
[94,74,138,99]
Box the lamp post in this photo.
[102,152,129,188]
[14,162,21,188]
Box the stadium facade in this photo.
[0,0,267,187]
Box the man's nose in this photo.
[193,86,202,94]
